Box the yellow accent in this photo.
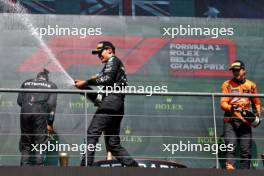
[97,43,103,49]
[231,62,241,67]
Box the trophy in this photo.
[59,152,69,166]
[107,151,113,160]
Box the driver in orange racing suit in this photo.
[220,60,261,169]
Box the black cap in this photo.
[229,60,245,70]
[37,68,49,80]
[92,41,115,55]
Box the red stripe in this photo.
[124,37,169,74]
[17,36,235,78]
[123,0,132,16]
[17,36,142,72]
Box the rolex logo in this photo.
[165,96,173,103]
[124,126,131,135]
[48,134,55,140]
[121,126,142,143]
[208,128,215,137]
[80,96,86,101]
[251,160,259,168]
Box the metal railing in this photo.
[1,88,264,97]
[0,88,264,168]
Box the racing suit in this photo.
[80,56,138,167]
[220,78,261,169]
[17,77,57,165]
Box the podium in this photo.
[94,159,187,168]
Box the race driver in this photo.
[74,41,138,167]
[220,60,261,169]
[17,69,57,165]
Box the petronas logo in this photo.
[208,128,214,137]
[251,160,259,168]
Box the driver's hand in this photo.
[232,104,243,112]
[74,80,87,89]
[90,75,97,80]
[47,125,54,134]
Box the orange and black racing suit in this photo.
[220,78,261,169]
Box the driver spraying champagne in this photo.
[75,41,138,167]
[220,60,261,170]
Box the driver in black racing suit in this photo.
[75,41,138,167]
[17,69,57,165]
